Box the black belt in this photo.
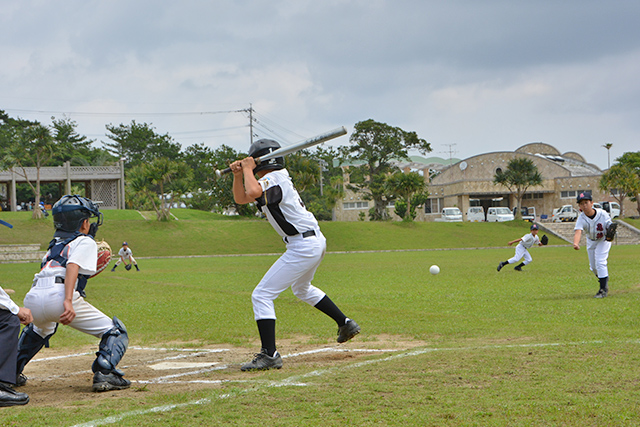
[55,277,65,284]
[284,230,316,243]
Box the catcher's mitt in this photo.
[125,263,132,271]
[541,234,549,245]
[605,222,618,241]
[91,240,112,278]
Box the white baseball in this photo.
[430,265,440,275]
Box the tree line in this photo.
[0,112,432,221]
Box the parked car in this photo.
[466,206,485,222]
[512,206,536,222]
[551,205,578,222]
[486,207,515,222]
[600,201,620,218]
[435,207,463,222]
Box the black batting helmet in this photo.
[52,195,103,233]
[248,139,285,174]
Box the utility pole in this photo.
[249,103,254,145]
[441,143,458,165]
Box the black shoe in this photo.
[337,319,361,343]
[92,371,131,392]
[15,374,27,387]
[594,289,608,298]
[497,262,506,272]
[0,382,29,407]
[514,264,524,271]
[241,349,283,371]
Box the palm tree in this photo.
[603,143,613,169]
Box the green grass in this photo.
[1,213,640,426]
[0,209,562,255]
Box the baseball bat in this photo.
[215,126,347,178]
[0,219,13,229]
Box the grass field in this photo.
[1,212,639,426]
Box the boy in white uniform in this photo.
[111,242,139,271]
[573,191,613,298]
[229,139,360,371]
[497,224,543,272]
[16,195,131,392]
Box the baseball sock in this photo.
[314,296,347,327]
[599,277,609,291]
[256,319,277,357]
[135,264,140,271]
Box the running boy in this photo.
[229,139,360,371]
[16,195,131,391]
[497,224,543,272]
[573,191,613,298]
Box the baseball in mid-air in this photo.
[430,265,440,275]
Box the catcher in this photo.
[573,192,616,298]
[15,195,131,392]
[497,223,546,272]
[111,242,140,272]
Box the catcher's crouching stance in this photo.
[16,195,130,392]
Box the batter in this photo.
[573,191,613,298]
[229,138,360,371]
[15,195,131,391]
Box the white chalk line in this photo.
[69,339,623,427]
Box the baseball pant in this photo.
[508,244,533,265]
[252,230,327,320]
[586,238,611,278]
[24,278,113,339]
[0,310,20,384]
[115,256,137,266]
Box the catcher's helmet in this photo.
[52,195,103,233]
[576,191,592,203]
[248,139,284,174]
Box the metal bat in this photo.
[0,219,13,229]
[215,126,347,177]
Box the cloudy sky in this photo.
[2,1,639,169]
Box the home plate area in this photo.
[19,337,422,407]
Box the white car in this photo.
[551,205,578,222]
[466,206,485,222]
[600,201,620,218]
[435,207,463,222]
[486,207,515,222]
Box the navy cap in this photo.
[576,191,592,203]
[530,224,538,231]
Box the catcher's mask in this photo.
[248,139,285,174]
[576,191,592,203]
[52,195,103,236]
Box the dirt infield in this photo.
[18,335,425,408]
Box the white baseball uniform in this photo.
[24,236,113,338]
[115,247,136,265]
[507,232,540,265]
[252,168,326,320]
[574,208,612,278]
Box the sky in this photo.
[2,1,639,170]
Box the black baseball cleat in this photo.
[15,374,27,387]
[497,262,507,272]
[241,349,283,371]
[514,264,524,271]
[594,289,608,298]
[92,371,131,392]
[337,319,361,343]
[0,382,29,407]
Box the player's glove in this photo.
[541,234,548,245]
[125,264,132,271]
[605,222,618,241]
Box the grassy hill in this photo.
[0,209,566,256]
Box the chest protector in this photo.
[43,233,92,297]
